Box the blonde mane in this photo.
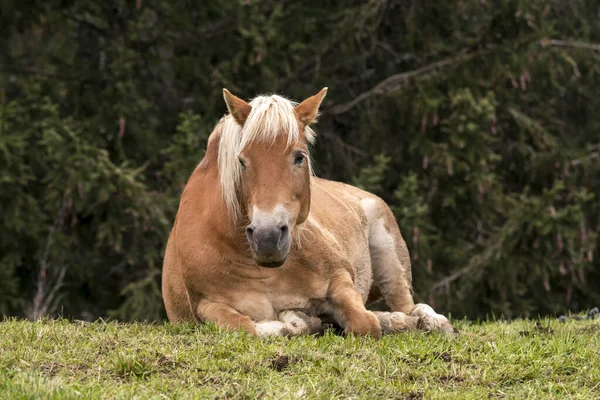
[217,94,316,222]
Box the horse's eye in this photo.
[238,157,247,170]
[293,152,305,166]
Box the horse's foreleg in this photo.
[196,299,258,335]
[196,300,322,337]
[373,311,421,334]
[409,304,456,334]
[245,310,323,338]
[251,311,323,337]
[328,273,382,338]
[373,308,457,335]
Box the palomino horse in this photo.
[162,88,454,338]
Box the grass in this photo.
[1,316,599,399]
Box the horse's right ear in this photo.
[223,89,252,126]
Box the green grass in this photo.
[1,317,599,399]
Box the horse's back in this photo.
[311,177,410,265]
[308,176,395,237]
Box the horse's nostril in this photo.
[246,226,254,242]
[280,225,289,236]
[277,224,289,250]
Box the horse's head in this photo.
[221,88,327,268]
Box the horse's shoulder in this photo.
[307,178,372,242]
[312,177,385,207]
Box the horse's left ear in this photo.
[295,87,328,125]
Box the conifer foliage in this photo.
[1,1,598,320]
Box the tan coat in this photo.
[162,89,454,338]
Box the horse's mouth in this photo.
[255,256,287,268]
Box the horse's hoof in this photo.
[278,310,322,335]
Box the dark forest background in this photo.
[1,0,599,321]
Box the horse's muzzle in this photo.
[246,222,290,267]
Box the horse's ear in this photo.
[295,87,328,125]
[223,89,252,126]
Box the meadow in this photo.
[1,316,599,399]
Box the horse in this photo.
[161,88,455,338]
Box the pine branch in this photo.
[0,67,79,81]
[319,130,368,156]
[429,264,476,293]
[541,39,600,52]
[326,38,600,116]
[430,239,503,293]
[325,49,480,115]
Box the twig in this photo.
[326,38,600,116]
[540,39,600,52]
[27,192,69,320]
[571,151,599,166]
[319,130,368,156]
[33,266,67,318]
[430,264,477,292]
[325,50,477,115]
[430,238,503,293]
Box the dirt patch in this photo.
[95,340,119,356]
[402,351,455,366]
[432,351,452,363]
[437,374,465,384]
[404,391,424,399]
[155,354,185,374]
[38,362,89,377]
[519,322,554,337]
[39,363,60,378]
[113,354,183,380]
[577,324,600,333]
[265,355,299,371]
[198,375,229,386]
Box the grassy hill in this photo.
[1,317,599,399]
